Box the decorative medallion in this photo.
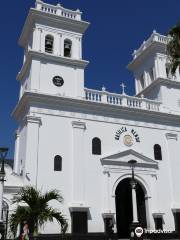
[53,76,64,87]
[123,135,133,147]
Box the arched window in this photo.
[54,155,62,171]
[45,35,54,54]
[92,137,101,155]
[64,39,72,57]
[154,144,162,160]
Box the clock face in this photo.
[53,76,64,87]
[123,135,133,147]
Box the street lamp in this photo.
[128,160,140,239]
[0,147,8,240]
[128,160,137,181]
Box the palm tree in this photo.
[9,186,68,237]
[167,23,180,74]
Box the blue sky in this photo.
[0,0,180,158]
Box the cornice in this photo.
[127,42,165,71]
[12,91,180,126]
[17,50,89,81]
[136,78,180,97]
[24,115,42,125]
[19,8,90,48]
[4,186,22,194]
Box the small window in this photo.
[154,144,162,160]
[149,67,154,81]
[45,35,54,54]
[54,155,62,171]
[64,39,72,57]
[20,160,23,176]
[92,137,101,155]
[140,73,145,89]
[166,65,170,78]
[166,63,172,79]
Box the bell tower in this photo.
[13,0,89,181]
[128,31,180,113]
[17,0,89,100]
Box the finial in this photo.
[57,3,61,7]
[140,94,144,98]
[76,9,80,12]
[153,29,157,34]
[120,82,126,95]
[102,86,106,91]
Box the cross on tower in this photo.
[120,82,126,95]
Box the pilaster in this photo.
[13,130,20,174]
[24,115,41,186]
[103,169,111,212]
[165,132,179,205]
[72,121,86,205]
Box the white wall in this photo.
[16,104,180,233]
[28,59,84,98]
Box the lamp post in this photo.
[0,147,8,240]
[128,160,140,239]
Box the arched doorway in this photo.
[115,178,147,238]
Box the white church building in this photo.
[2,0,180,238]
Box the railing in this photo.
[35,0,82,21]
[84,88,161,112]
[133,31,170,59]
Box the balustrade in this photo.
[84,88,161,112]
[133,32,170,59]
[36,1,82,20]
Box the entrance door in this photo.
[115,178,147,238]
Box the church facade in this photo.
[3,0,180,237]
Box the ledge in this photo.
[69,203,90,212]
[12,91,180,125]
[152,212,165,217]
[166,133,178,140]
[17,50,89,81]
[136,77,180,98]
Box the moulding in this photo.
[17,50,89,81]
[136,77,180,98]
[152,212,165,218]
[172,208,180,213]
[24,115,42,125]
[165,133,178,140]
[102,212,115,218]
[19,8,90,47]
[72,121,86,129]
[69,203,90,212]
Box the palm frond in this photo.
[38,207,67,233]
[12,186,41,207]
[10,186,67,237]
[41,189,63,205]
[9,206,31,237]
